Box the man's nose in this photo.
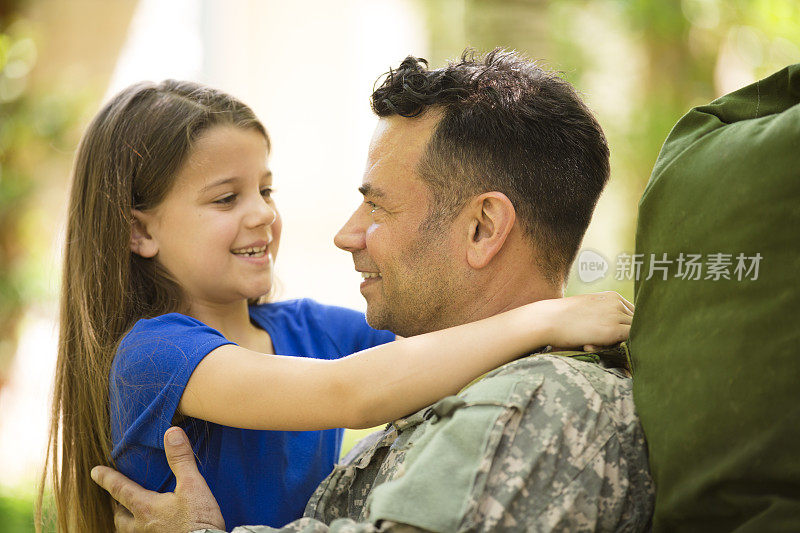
[334,206,368,252]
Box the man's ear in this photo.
[464,192,516,269]
[130,209,158,258]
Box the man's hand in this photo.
[91,427,225,533]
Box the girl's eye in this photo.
[260,187,273,198]
[214,194,236,205]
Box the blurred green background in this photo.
[1,0,797,530]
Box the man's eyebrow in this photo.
[358,183,385,198]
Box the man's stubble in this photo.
[366,225,464,338]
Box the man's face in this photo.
[334,115,462,337]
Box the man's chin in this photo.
[364,310,383,331]
[364,305,391,333]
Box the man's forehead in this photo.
[368,115,439,162]
[362,115,440,196]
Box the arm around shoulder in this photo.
[360,356,652,532]
[465,356,654,531]
[197,518,434,533]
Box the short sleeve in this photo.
[109,313,233,475]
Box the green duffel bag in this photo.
[631,65,800,532]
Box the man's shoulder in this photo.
[486,351,628,380]
[358,353,649,531]
[473,352,632,401]
[450,353,651,531]
[464,353,638,435]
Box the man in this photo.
[92,49,654,532]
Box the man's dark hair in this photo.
[371,49,610,283]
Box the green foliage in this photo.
[341,427,382,459]
[0,14,85,377]
[0,491,35,533]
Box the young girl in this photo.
[39,80,633,532]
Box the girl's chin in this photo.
[245,282,273,302]
[246,291,271,303]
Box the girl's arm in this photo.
[178,291,633,430]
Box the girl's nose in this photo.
[246,197,278,228]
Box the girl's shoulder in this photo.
[114,313,231,375]
[250,298,366,329]
[249,299,394,355]
[121,312,223,347]
[249,298,364,324]
[126,312,208,334]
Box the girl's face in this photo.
[133,125,281,308]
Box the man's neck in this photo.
[420,261,563,334]
[442,230,565,329]
[456,278,563,327]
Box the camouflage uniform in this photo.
[200,353,654,532]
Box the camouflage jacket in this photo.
[201,353,654,532]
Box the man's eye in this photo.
[214,194,236,205]
[366,201,379,213]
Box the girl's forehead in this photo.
[189,125,269,161]
[175,126,270,189]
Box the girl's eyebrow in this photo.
[200,172,272,193]
[200,177,238,193]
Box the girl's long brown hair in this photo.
[36,80,267,532]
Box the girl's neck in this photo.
[187,299,273,354]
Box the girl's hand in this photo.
[533,291,634,351]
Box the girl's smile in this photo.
[231,241,269,257]
[231,239,273,266]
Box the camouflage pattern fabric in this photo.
[198,353,654,532]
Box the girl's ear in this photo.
[130,209,158,258]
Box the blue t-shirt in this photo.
[109,299,394,529]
